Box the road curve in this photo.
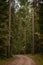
[5,55,36,65]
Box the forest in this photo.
[0,0,43,65]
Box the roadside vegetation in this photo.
[0,56,16,65]
[28,54,43,65]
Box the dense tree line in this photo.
[0,0,9,57]
[39,0,43,54]
[0,0,43,57]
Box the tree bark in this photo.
[23,26,26,54]
[32,7,34,54]
[8,0,12,57]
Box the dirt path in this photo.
[5,55,36,65]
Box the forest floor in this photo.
[0,54,43,65]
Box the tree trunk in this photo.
[32,7,34,54]
[23,26,26,54]
[8,0,12,57]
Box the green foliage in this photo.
[18,0,28,5]
[39,1,43,53]
[11,1,32,54]
[0,0,43,57]
[0,0,9,57]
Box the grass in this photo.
[28,54,43,65]
[0,55,16,65]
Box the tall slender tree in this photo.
[8,0,12,57]
[32,7,34,54]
